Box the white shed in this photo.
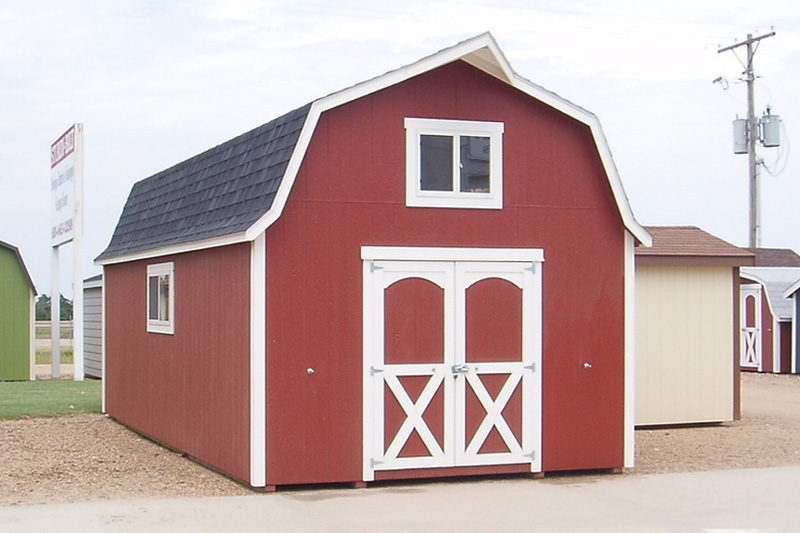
[83,274,103,379]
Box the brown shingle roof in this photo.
[636,226,754,263]
[747,248,800,267]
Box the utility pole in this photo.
[718,31,775,248]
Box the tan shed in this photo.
[635,227,754,426]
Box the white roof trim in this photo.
[95,232,249,266]
[740,270,765,285]
[741,269,796,321]
[784,277,800,299]
[83,277,103,289]
[248,32,650,247]
[740,271,773,318]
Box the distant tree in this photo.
[35,294,51,320]
[60,294,73,320]
[35,294,73,321]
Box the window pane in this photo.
[159,274,170,321]
[148,275,159,320]
[420,134,453,191]
[460,136,490,193]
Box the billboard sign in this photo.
[50,124,81,246]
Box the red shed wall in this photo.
[780,321,792,373]
[265,61,626,485]
[105,243,251,482]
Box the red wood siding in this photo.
[265,61,626,485]
[105,243,251,482]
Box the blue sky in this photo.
[3,0,800,294]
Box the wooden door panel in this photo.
[465,278,523,363]
[385,278,444,365]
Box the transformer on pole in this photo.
[718,30,777,249]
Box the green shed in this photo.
[0,240,36,381]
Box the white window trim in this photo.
[147,262,175,335]
[405,117,504,209]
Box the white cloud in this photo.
[3,0,800,292]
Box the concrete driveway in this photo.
[2,466,799,532]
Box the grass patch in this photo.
[0,380,101,420]
[35,347,74,365]
[35,327,73,339]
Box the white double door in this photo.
[363,251,542,479]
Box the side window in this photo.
[406,118,503,209]
[147,262,174,334]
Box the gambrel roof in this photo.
[97,33,650,265]
[96,104,310,262]
[0,239,36,293]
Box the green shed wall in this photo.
[0,246,33,380]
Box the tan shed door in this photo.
[363,259,541,478]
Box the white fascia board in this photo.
[245,109,323,240]
[95,232,249,266]
[783,277,800,299]
[318,32,513,113]
[739,270,765,284]
[361,246,544,263]
[83,278,103,289]
[507,75,651,247]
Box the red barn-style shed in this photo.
[740,248,800,373]
[96,34,651,489]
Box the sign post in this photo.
[50,124,84,381]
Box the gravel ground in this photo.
[634,372,800,474]
[2,372,799,506]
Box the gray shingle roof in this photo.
[96,103,311,261]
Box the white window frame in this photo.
[405,117,504,209]
[147,262,175,334]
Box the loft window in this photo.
[147,262,174,334]
[405,118,504,209]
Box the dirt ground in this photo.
[2,372,799,506]
[634,372,800,474]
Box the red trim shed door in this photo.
[362,252,542,480]
[741,285,762,371]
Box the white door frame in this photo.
[361,247,543,481]
[741,285,762,371]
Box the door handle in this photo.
[452,364,470,374]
